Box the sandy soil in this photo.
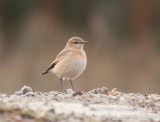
[0,86,160,122]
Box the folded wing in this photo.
[41,49,70,75]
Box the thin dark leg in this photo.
[60,78,62,92]
[70,79,74,91]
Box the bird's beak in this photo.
[79,41,88,44]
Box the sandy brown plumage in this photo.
[41,36,88,91]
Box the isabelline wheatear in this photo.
[41,37,87,92]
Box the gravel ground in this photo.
[0,86,160,122]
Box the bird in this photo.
[41,36,88,92]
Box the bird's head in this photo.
[66,36,88,50]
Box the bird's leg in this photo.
[60,78,63,92]
[70,79,74,91]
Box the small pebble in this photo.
[66,89,74,94]
[35,91,42,95]
[88,87,108,94]
[26,92,35,97]
[20,86,32,94]
[15,91,23,96]
[73,91,83,97]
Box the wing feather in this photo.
[41,49,70,75]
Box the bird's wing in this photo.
[41,49,70,75]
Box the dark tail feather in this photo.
[41,70,49,75]
[41,61,57,75]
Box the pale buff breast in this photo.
[51,49,87,80]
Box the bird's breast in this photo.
[52,49,87,80]
[68,50,87,73]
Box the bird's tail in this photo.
[41,70,49,75]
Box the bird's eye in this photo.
[74,41,78,44]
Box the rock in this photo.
[35,91,42,95]
[26,92,35,97]
[73,91,83,97]
[1,87,160,121]
[47,108,55,115]
[66,89,74,94]
[48,91,57,95]
[20,86,32,94]
[88,87,108,94]
[0,94,8,97]
[15,91,23,96]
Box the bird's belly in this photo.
[52,56,87,80]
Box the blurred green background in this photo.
[0,0,160,94]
